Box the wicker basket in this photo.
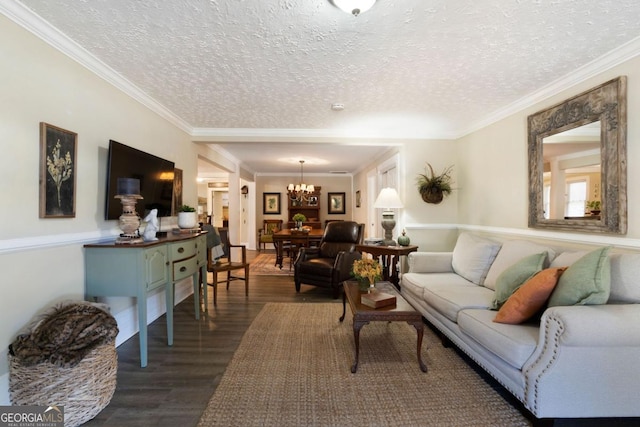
[9,341,117,427]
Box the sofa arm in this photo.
[522,304,640,418]
[407,252,454,274]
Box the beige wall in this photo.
[457,55,640,239]
[3,5,640,405]
[255,174,353,229]
[0,15,198,402]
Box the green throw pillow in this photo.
[548,247,611,307]
[491,252,546,309]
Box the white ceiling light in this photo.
[331,0,377,16]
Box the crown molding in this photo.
[3,0,639,142]
[1,0,193,134]
[191,127,430,143]
[457,35,640,139]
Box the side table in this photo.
[356,244,418,289]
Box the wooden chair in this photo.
[258,219,283,252]
[207,227,249,305]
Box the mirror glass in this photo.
[542,122,601,220]
[528,77,627,234]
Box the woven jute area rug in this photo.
[250,253,293,276]
[198,303,530,427]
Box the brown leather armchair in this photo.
[294,221,364,299]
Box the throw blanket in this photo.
[9,302,118,368]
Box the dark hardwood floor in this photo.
[84,249,638,427]
[85,249,338,427]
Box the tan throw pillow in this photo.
[494,267,567,324]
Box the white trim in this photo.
[112,279,194,347]
[405,223,640,250]
[0,229,120,255]
[458,35,640,139]
[4,0,639,142]
[0,0,193,134]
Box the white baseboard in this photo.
[113,279,194,347]
[0,279,195,405]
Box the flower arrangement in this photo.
[352,258,382,286]
[292,213,306,222]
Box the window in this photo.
[565,180,587,217]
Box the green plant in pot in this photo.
[586,200,601,215]
[417,163,454,204]
[292,213,306,229]
[177,205,198,229]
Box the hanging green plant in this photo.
[417,163,454,204]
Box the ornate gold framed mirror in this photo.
[528,77,627,234]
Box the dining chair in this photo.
[205,226,249,305]
[257,219,283,252]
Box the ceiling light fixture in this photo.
[331,0,376,16]
[287,160,315,203]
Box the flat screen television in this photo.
[105,140,175,220]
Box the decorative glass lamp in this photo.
[373,188,404,246]
[115,178,144,244]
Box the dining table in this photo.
[272,228,324,269]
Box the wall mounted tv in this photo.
[105,140,175,220]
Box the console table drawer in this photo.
[173,255,198,281]
[170,240,197,260]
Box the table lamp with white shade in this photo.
[373,188,404,246]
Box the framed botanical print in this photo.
[39,122,77,218]
[263,192,281,214]
[328,192,346,214]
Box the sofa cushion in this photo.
[484,240,556,290]
[458,309,539,370]
[420,279,494,323]
[548,247,611,307]
[549,250,588,268]
[609,253,640,303]
[491,252,546,309]
[451,233,501,286]
[494,267,567,324]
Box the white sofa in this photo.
[400,232,640,424]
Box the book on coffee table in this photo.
[361,291,396,308]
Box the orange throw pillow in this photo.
[494,267,567,324]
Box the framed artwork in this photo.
[328,192,346,214]
[308,195,318,206]
[263,192,281,214]
[172,168,183,215]
[355,190,361,208]
[39,122,77,218]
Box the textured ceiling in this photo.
[10,0,640,174]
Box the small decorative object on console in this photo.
[177,204,198,229]
[115,177,143,244]
[397,229,410,246]
[361,290,397,308]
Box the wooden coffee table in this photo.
[339,280,427,373]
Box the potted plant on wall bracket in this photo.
[177,205,198,229]
[417,163,454,204]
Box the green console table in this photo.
[84,232,207,367]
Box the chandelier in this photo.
[287,160,315,202]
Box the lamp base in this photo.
[381,210,396,246]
